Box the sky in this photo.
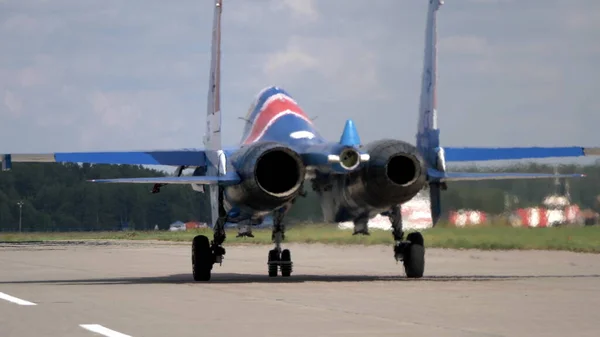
[1,0,599,168]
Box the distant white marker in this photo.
[80,324,132,337]
[0,292,36,306]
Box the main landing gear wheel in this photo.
[400,232,425,278]
[192,235,213,281]
[385,205,424,278]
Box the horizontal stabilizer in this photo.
[443,146,600,162]
[88,174,240,185]
[427,168,585,182]
[1,149,210,167]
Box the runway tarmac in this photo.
[1,240,599,337]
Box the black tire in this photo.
[192,235,212,281]
[268,249,279,277]
[403,232,425,278]
[406,231,424,246]
[280,249,292,277]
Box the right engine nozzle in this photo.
[385,153,422,186]
[352,139,427,209]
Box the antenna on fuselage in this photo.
[238,116,252,124]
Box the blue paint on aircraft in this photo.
[54,150,207,166]
[443,146,589,162]
[339,119,361,147]
[253,114,326,147]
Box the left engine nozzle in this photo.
[225,142,306,211]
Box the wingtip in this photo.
[584,147,600,156]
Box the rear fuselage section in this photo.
[222,86,427,227]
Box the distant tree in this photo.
[0,161,598,231]
[0,163,210,232]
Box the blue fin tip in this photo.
[339,119,361,146]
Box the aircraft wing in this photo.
[442,146,600,162]
[2,148,243,186]
[1,149,209,170]
[88,174,240,185]
[427,168,585,182]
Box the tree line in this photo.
[1,161,599,232]
[0,163,211,232]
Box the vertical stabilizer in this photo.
[416,0,443,158]
[416,0,444,225]
[203,0,224,227]
[204,0,223,151]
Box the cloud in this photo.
[262,35,385,101]
[564,8,600,32]
[263,39,319,77]
[2,12,63,34]
[439,35,488,56]
[466,0,515,3]
[271,0,319,21]
[88,91,142,129]
[3,90,22,117]
[0,0,599,158]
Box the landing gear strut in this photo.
[267,206,293,277]
[386,205,425,278]
[192,217,227,281]
[151,183,164,194]
[352,214,370,235]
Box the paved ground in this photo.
[0,241,599,337]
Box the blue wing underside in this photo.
[1,145,599,184]
[434,146,599,182]
[2,150,208,166]
[0,149,225,185]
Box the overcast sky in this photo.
[1,0,599,167]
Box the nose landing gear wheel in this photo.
[267,248,293,277]
[268,249,279,277]
[280,249,292,277]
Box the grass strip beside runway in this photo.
[2,224,600,253]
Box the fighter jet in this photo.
[2,0,599,281]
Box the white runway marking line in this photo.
[80,324,132,337]
[0,292,36,306]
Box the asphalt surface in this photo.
[1,240,599,337]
